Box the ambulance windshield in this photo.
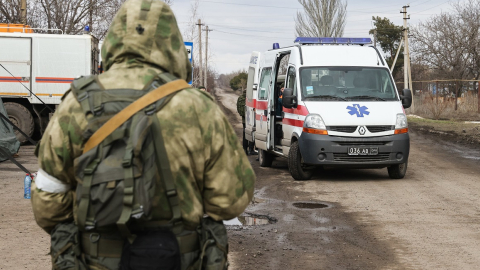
[300,67,398,101]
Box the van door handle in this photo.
[264,110,268,116]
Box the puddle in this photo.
[441,141,480,161]
[293,202,329,209]
[223,218,243,226]
[238,215,271,225]
[225,213,277,226]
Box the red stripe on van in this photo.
[283,105,309,116]
[282,118,304,127]
[256,100,268,110]
[246,99,256,108]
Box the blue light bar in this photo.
[294,37,372,45]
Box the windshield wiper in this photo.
[311,95,347,101]
[347,95,387,101]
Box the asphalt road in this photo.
[0,88,479,269]
[215,87,480,270]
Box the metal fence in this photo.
[395,80,480,119]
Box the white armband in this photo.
[35,169,71,193]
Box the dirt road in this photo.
[216,87,480,270]
[1,88,479,269]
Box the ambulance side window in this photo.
[246,67,255,101]
[286,67,297,95]
[258,68,271,100]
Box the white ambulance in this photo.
[245,37,412,180]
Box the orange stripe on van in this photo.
[0,76,29,83]
[36,93,64,97]
[0,92,29,96]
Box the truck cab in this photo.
[252,37,412,180]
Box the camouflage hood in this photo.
[101,0,192,82]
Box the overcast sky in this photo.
[169,0,459,74]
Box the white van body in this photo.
[251,38,411,180]
[0,32,99,141]
[245,51,261,143]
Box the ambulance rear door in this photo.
[254,65,272,151]
[245,51,260,142]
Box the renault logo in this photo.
[358,126,366,135]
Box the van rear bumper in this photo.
[298,133,410,167]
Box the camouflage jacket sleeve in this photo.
[197,91,254,220]
[32,92,87,233]
[159,89,255,225]
[236,92,246,118]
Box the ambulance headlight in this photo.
[304,114,327,130]
[395,114,408,129]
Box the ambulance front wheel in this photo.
[288,141,313,181]
[258,149,273,167]
[387,162,408,179]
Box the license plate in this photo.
[348,147,379,156]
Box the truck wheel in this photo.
[258,149,273,167]
[288,141,313,181]
[388,162,408,179]
[4,102,34,144]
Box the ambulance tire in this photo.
[387,162,408,179]
[288,141,313,181]
[258,149,273,167]
[4,102,34,144]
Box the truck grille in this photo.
[327,126,357,133]
[367,126,394,133]
[333,153,391,162]
[335,141,390,146]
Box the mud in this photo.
[216,87,480,270]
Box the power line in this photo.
[200,0,300,10]
[214,29,293,40]
[208,24,291,34]
[200,0,402,14]
[412,0,452,14]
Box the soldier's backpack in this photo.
[50,73,228,270]
[71,73,189,238]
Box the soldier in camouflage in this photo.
[31,0,255,269]
[236,89,248,154]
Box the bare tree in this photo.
[411,0,480,110]
[0,0,174,39]
[295,0,347,37]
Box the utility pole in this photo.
[401,5,414,111]
[89,0,93,31]
[20,0,27,25]
[196,19,204,86]
[203,26,213,90]
[373,29,377,48]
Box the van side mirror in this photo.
[283,88,297,108]
[253,84,258,91]
[401,89,412,109]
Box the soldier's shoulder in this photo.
[173,88,215,103]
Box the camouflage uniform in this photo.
[236,90,250,155]
[236,90,246,123]
[31,0,255,269]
